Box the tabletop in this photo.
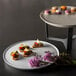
[1,0,76,76]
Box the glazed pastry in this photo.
[44,10,51,15]
[11,51,19,60]
[51,9,56,14]
[65,10,71,15]
[23,48,33,57]
[61,6,67,10]
[51,6,58,10]
[32,39,43,48]
[56,10,62,14]
[19,44,30,52]
[71,7,76,13]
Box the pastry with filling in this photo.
[19,44,30,52]
[11,51,19,60]
[71,7,76,13]
[61,6,67,10]
[32,39,43,48]
[23,48,33,57]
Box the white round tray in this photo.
[3,40,59,70]
[40,6,76,28]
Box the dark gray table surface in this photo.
[1,0,76,76]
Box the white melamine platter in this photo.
[3,40,59,70]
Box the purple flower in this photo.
[29,56,42,67]
[43,52,52,62]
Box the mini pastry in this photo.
[11,51,19,60]
[32,39,43,48]
[61,6,67,10]
[51,6,58,10]
[51,9,56,14]
[56,10,62,14]
[19,44,30,52]
[44,10,51,15]
[23,48,33,57]
[65,10,71,15]
[71,7,76,13]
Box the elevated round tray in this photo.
[40,6,76,28]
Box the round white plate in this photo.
[3,40,59,70]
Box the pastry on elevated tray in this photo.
[44,6,76,15]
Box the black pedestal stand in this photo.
[45,23,73,54]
